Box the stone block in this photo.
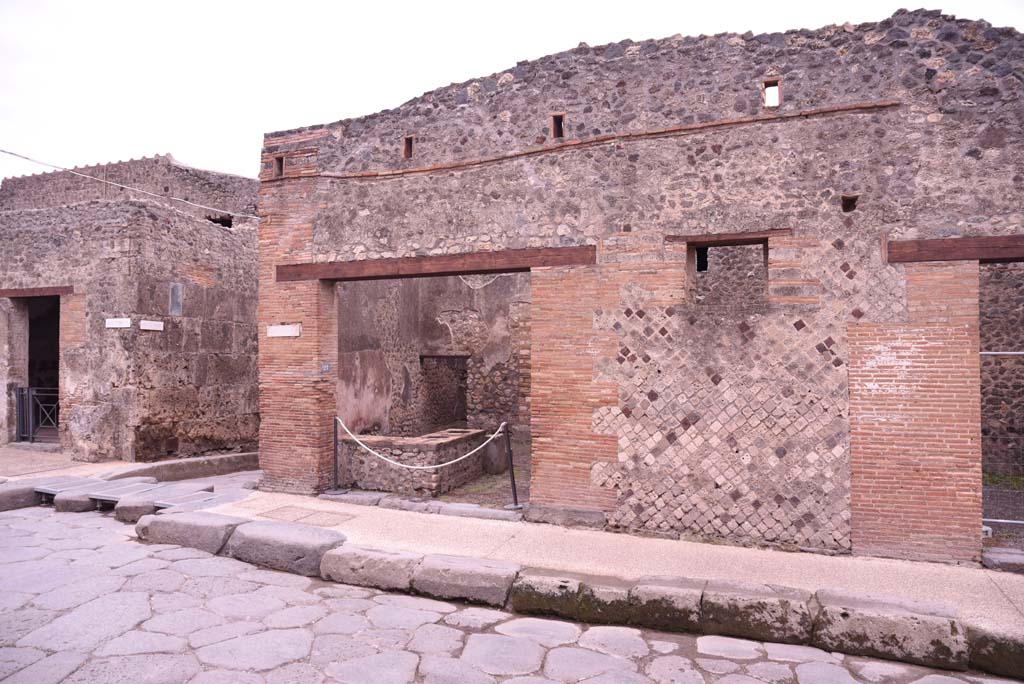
[105,452,259,482]
[320,545,422,591]
[0,482,41,511]
[436,502,522,521]
[967,623,1024,679]
[481,440,508,475]
[53,477,157,513]
[812,590,968,670]
[524,503,606,529]
[578,575,636,625]
[628,577,705,632]
[981,547,1024,574]
[701,580,813,644]
[226,520,347,576]
[318,491,385,507]
[136,511,250,554]
[378,496,436,513]
[114,497,158,523]
[509,568,582,619]
[412,554,521,607]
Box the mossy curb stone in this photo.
[628,577,705,632]
[136,511,250,554]
[509,569,582,619]
[226,520,346,576]
[812,590,968,670]
[701,580,813,644]
[967,623,1024,679]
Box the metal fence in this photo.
[14,387,59,443]
[983,414,1024,549]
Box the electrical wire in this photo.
[0,147,259,219]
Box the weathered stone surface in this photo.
[136,512,248,554]
[812,591,968,670]
[420,654,496,684]
[443,606,512,629]
[543,646,637,681]
[437,502,522,521]
[697,636,765,660]
[579,625,649,658]
[509,568,582,619]
[701,580,813,644]
[408,624,465,654]
[495,617,581,647]
[646,655,704,684]
[107,452,260,483]
[265,605,329,629]
[226,521,346,576]
[319,491,385,506]
[980,548,1024,574]
[196,628,313,671]
[366,604,442,630]
[95,630,187,656]
[629,577,705,632]
[794,661,859,684]
[763,643,840,664]
[966,623,1024,679]
[579,576,634,624]
[461,634,545,676]
[524,504,607,529]
[320,545,421,591]
[0,484,39,512]
[207,593,286,620]
[3,652,89,684]
[326,650,419,684]
[17,591,151,651]
[412,554,520,606]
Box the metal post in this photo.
[332,417,339,491]
[503,423,522,510]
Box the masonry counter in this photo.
[338,427,505,497]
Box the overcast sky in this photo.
[1,1,1022,181]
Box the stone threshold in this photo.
[319,489,523,522]
[133,510,1023,680]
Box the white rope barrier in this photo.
[335,416,506,471]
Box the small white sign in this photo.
[267,323,302,338]
[105,318,131,329]
[139,320,164,332]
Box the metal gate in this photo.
[983,410,1024,549]
[14,387,59,443]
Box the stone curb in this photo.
[319,490,524,522]
[103,451,259,482]
[122,511,1023,679]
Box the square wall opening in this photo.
[689,243,768,306]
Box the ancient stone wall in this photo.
[0,155,257,221]
[257,10,1023,558]
[0,190,258,461]
[336,273,529,438]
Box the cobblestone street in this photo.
[0,508,1013,684]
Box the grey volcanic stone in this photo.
[136,512,249,554]
[3,652,89,684]
[794,661,859,684]
[196,628,313,671]
[420,655,496,684]
[629,577,706,632]
[697,635,765,660]
[812,590,968,670]
[320,545,422,591]
[509,568,581,619]
[701,580,813,644]
[0,483,40,512]
[95,630,187,656]
[17,591,151,651]
[319,491,385,506]
[495,617,581,647]
[461,634,545,676]
[524,504,606,528]
[579,625,649,658]
[966,622,1024,679]
[646,655,705,684]
[326,650,419,684]
[543,646,637,681]
[437,502,522,521]
[579,575,634,624]
[981,547,1024,573]
[412,554,520,607]
[62,654,202,684]
[226,521,346,576]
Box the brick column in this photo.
[58,292,85,450]
[848,261,982,563]
[256,150,337,492]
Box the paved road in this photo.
[0,508,1010,684]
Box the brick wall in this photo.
[848,261,982,562]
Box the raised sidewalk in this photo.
[207,490,1024,637]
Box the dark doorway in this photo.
[18,297,60,442]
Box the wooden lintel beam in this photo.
[887,234,1024,264]
[276,245,597,282]
[0,285,74,298]
[664,228,792,247]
